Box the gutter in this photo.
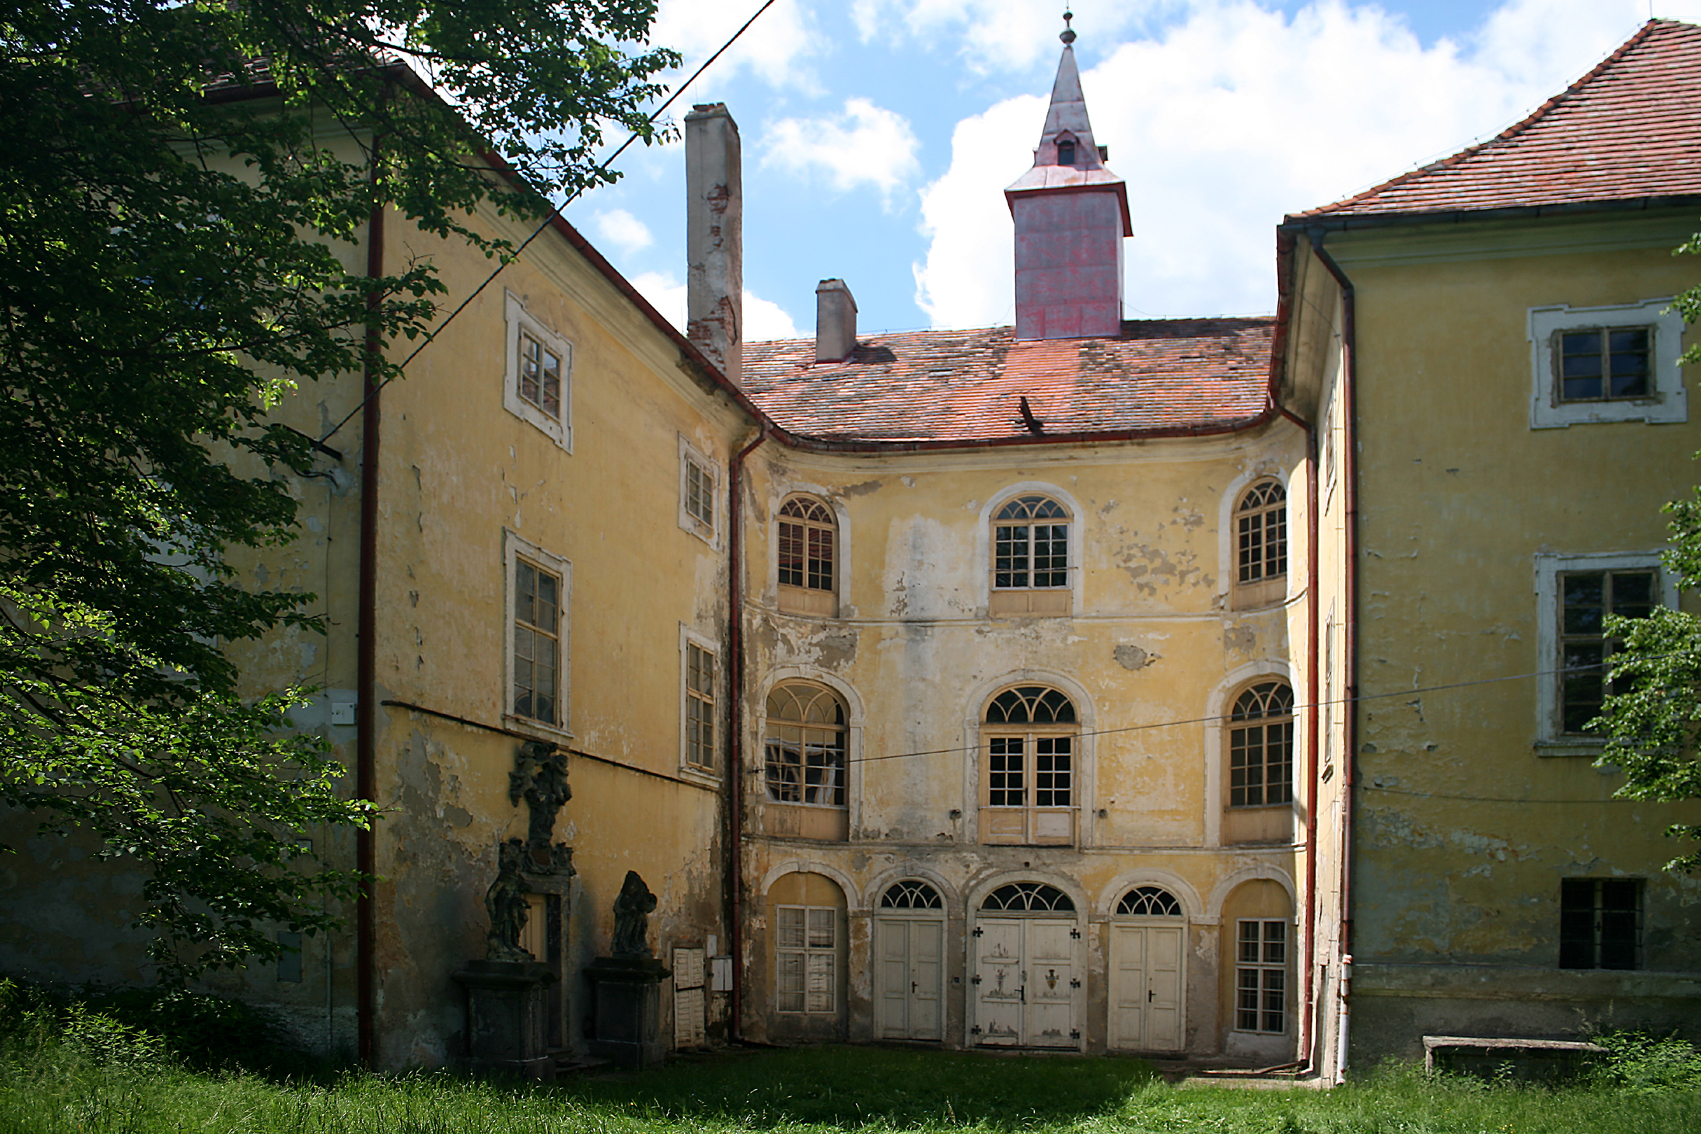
[1308,233,1359,1084]
[726,426,769,1043]
[355,105,388,1069]
[1276,404,1319,1075]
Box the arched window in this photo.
[980,685,1078,846]
[980,881,1075,913]
[1229,682,1295,808]
[1056,137,1077,166]
[1234,481,1287,608]
[764,683,847,808]
[880,880,944,910]
[1116,886,1183,917]
[778,496,837,616]
[990,494,1071,616]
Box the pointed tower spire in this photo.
[1004,12,1132,341]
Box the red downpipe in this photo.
[1310,235,1359,1080]
[726,426,768,1042]
[1277,404,1319,1072]
[355,121,387,1069]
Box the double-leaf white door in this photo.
[1110,924,1184,1051]
[972,917,1078,1048]
[874,915,943,1041]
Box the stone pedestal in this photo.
[452,959,558,1078]
[585,956,670,1070]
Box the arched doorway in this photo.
[873,879,945,1041]
[1109,885,1187,1052]
[970,881,1080,1049]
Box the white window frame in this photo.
[503,290,573,450]
[979,483,1083,618]
[678,435,721,547]
[1528,299,1686,429]
[1233,918,1289,1035]
[504,529,572,738]
[1534,550,1675,754]
[679,625,719,779]
[775,904,838,1014]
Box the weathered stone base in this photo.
[585,956,670,1070]
[452,959,558,1078]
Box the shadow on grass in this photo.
[556,1045,1160,1130]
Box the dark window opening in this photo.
[1558,327,1651,402]
[1057,138,1076,166]
[1559,878,1642,969]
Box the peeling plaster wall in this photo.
[0,163,741,1068]
[1329,211,1701,1067]
[738,431,1308,1055]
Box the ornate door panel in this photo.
[972,916,1078,1047]
[972,918,1023,1046]
[1023,919,1077,1048]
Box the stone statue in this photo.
[611,870,657,958]
[509,740,571,872]
[485,838,533,962]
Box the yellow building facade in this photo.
[7,20,1701,1079]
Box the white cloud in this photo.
[762,98,922,204]
[913,0,1670,328]
[654,0,822,93]
[591,209,654,257]
[850,0,1149,73]
[630,271,802,343]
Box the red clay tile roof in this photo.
[1292,19,1701,220]
[740,319,1274,444]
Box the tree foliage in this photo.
[1596,232,1701,873]
[0,1,676,978]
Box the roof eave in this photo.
[1280,193,1701,235]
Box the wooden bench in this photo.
[1423,1035,1605,1080]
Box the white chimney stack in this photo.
[685,103,743,383]
[815,279,857,363]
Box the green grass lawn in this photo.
[3,1041,1699,1134]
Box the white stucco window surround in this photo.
[503,290,574,449]
[678,435,722,548]
[1533,550,1675,755]
[504,528,572,739]
[679,624,720,781]
[1528,299,1686,429]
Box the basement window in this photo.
[1559,878,1642,970]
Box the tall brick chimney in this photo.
[685,103,743,382]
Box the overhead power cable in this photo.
[843,650,1693,765]
[320,0,778,444]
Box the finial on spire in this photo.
[1060,10,1076,45]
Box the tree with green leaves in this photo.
[0,1,677,979]
[1596,230,1701,874]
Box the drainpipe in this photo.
[355,117,387,1069]
[1309,232,1358,1084]
[1276,404,1319,1074]
[726,425,767,1042]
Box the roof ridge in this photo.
[1289,18,1669,220]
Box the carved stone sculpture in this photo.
[485,838,533,962]
[510,740,572,872]
[611,870,657,958]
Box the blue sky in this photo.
[558,1,1698,341]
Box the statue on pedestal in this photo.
[485,838,533,962]
[611,870,657,958]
